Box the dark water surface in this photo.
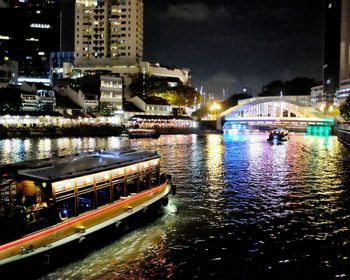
[1,133,350,279]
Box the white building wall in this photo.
[61,86,98,110]
[100,75,123,110]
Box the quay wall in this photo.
[335,123,350,147]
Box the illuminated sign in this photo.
[0,35,10,40]
[30,23,51,29]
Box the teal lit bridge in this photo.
[217,96,334,135]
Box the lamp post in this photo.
[210,102,221,120]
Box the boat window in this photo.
[97,187,110,207]
[113,181,124,201]
[0,179,17,214]
[77,185,94,214]
[150,171,159,187]
[126,178,137,195]
[96,180,110,190]
[55,189,75,201]
[139,174,151,191]
[56,197,75,219]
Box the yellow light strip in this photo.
[53,159,160,194]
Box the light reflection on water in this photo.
[1,134,350,279]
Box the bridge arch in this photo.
[220,96,328,119]
[217,96,334,131]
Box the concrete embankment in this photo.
[335,125,350,147]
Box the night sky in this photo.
[143,0,324,97]
[62,0,325,97]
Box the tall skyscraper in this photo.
[323,0,341,106]
[0,1,60,82]
[340,0,350,81]
[74,0,143,67]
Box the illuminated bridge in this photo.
[217,96,334,134]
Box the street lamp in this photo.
[210,102,221,120]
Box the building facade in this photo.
[336,0,350,105]
[0,1,60,83]
[340,0,350,82]
[74,0,143,67]
[312,0,350,109]
[323,0,342,106]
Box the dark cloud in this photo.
[204,71,238,94]
[144,0,324,96]
[167,3,210,21]
[166,2,229,22]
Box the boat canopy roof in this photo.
[0,149,159,182]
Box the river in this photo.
[1,133,350,279]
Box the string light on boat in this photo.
[126,164,138,174]
[112,168,125,177]
[85,176,93,184]
[64,181,73,190]
[104,172,110,180]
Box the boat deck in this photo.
[0,149,159,182]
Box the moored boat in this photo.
[126,128,160,139]
[0,149,174,266]
[267,128,289,142]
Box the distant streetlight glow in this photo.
[210,102,221,120]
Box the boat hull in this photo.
[0,182,171,267]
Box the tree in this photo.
[129,73,201,108]
[0,88,22,112]
[259,77,317,96]
[259,80,284,97]
[93,102,118,116]
[129,74,171,96]
[191,106,210,121]
[340,96,350,120]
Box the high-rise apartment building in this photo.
[323,0,341,105]
[312,0,350,108]
[335,0,350,104]
[74,0,143,67]
[340,0,350,81]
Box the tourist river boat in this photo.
[126,128,161,139]
[0,149,174,266]
[267,129,289,142]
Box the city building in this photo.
[310,85,324,109]
[340,0,350,82]
[323,0,341,105]
[74,0,143,67]
[312,0,350,109]
[336,0,350,105]
[127,96,172,116]
[57,74,124,122]
[100,74,124,112]
[51,52,75,81]
[71,0,190,99]
[0,1,60,85]
[0,60,18,87]
[0,82,55,111]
